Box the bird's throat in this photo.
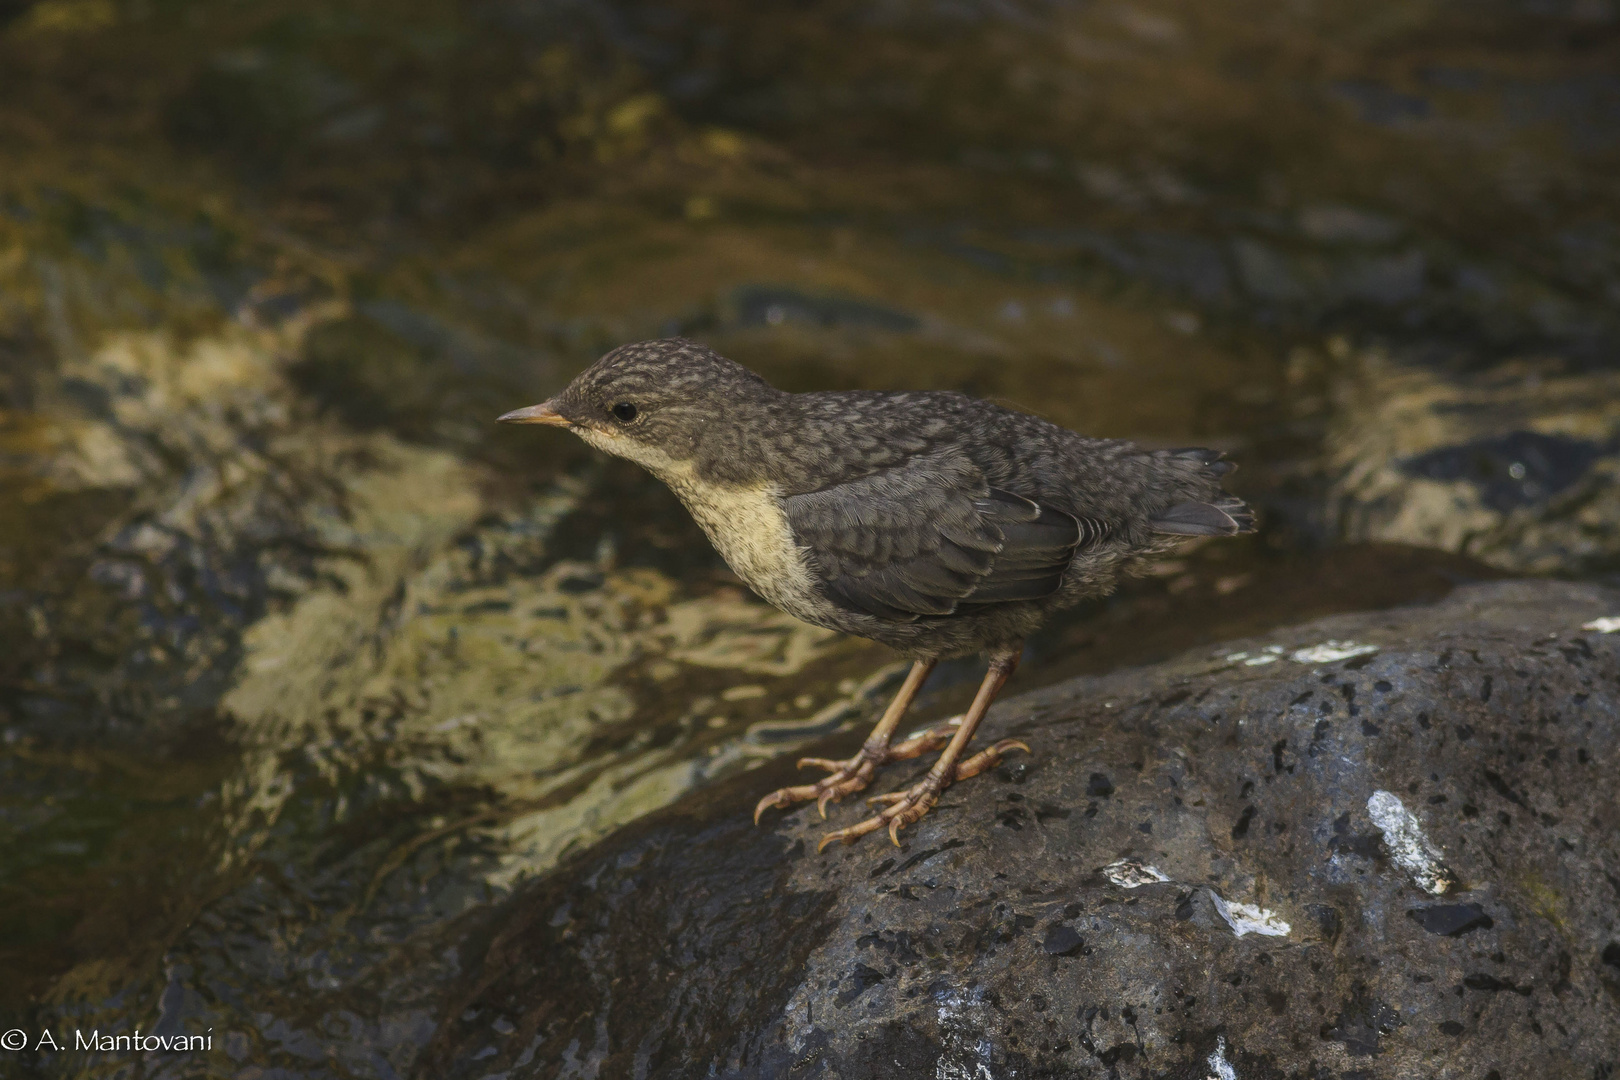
[571,425,833,627]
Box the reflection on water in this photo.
[1,0,1616,1075]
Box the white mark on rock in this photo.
[1102,858,1171,888]
[1582,616,1620,633]
[1367,789,1456,895]
[1215,640,1378,668]
[1208,892,1290,938]
[933,984,995,1080]
[1289,640,1378,664]
[1206,1036,1238,1080]
[1215,644,1283,667]
[935,984,963,1026]
[935,1053,995,1080]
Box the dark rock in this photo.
[1041,924,1084,957]
[1462,973,1531,995]
[1406,902,1494,936]
[1404,430,1603,513]
[835,964,886,1006]
[1320,983,1404,1057]
[416,582,1620,1079]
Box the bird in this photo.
[498,338,1253,851]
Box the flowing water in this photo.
[0,0,1615,1075]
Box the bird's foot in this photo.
[752,721,963,825]
[814,738,1029,852]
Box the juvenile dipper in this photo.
[499,338,1253,850]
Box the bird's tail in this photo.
[1143,448,1256,537]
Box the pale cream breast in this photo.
[575,427,835,627]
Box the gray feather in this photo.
[783,456,1086,620]
[1150,498,1255,536]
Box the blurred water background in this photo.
[0,0,1617,1075]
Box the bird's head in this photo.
[497,338,778,478]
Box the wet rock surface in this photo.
[1325,350,1620,574]
[6,1,1620,1073]
[420,581,1620,1080]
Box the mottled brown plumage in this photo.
[500,338,1253,848]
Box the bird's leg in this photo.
[817,648,1027,852]
[754,659,938,823]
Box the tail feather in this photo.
[1161,446,1238,477]
[1150,496,1255,537]
[1138,447,1253,537]
[1164,446,1222,464]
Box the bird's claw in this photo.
[818,775,944,852]
[814,737,1031,852]
[753,749,882,824]
[753,784,820,825]
[755,714,1028,843]
[754,722,966,825]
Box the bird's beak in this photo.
[497,400,571,427]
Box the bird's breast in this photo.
[665,473,834,627]
[571,427,838,627]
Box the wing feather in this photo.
[782,453,1101,620]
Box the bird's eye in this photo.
[610,402,639,423]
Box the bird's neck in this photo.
[576,421,771,491]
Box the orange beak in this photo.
[496,400,570,427]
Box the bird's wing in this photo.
[781,452,1091,621]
